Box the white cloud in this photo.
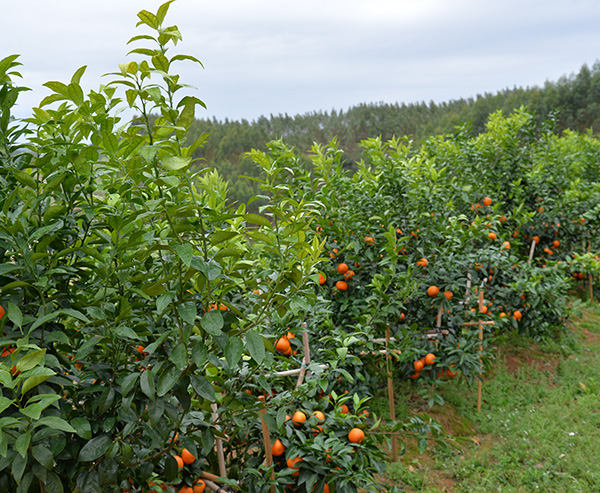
[3,0,600,121]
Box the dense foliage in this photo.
[1,3,599,493]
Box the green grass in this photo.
[381,303,600,492]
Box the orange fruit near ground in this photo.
[443,291,453,300]
[275,337,290,354]
[499,312,507,318]
[313,410,325,421]
[427,286,440,297]
[553,240,560,247]
[335,280,348,291]
[174,455,184,468]
[482,196,492,206]
[272,439,286,457]
[417,257,428,267]
[0,305,4,320]
[287,456,303,476]
[488,232,497,240]
[424,353,436,365]
[178,486,193,493]
[513,310,522,321]
[337,263,349,274]
[502,241,511,249]
[414,360,424,372]
[181,448,196,465]
[292,411,306,426]
[318,273,326,285]
[348,427,365,444]
[410,372,420,379]
[193,480,206,493]
[364,236,375,245]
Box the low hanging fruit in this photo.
[337,263,349,274]
[348,427,365,444]
[336,280,348,291]
[427,286,440,297]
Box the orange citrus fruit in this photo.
[181,448,196,465]
[272,439,286,457]
[292,411,306,426]
[336,280,348,291]
[427,286,440,297]
[348,428,365,444]
[337,263,349,274]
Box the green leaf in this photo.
[43,81,68,96]
[121,373,139,397]
[0,263,23,275]
[177,302,197,326]
[156,364,182,397]
[20,403,42,420]
[114,325,142,340]
[32,444,54,469]
[156,0,176,25]
[68,82,84,106]
[71,417,92,440]
[162,156,192,171]
[14,431,31,458]
[210,230,238,245]
[152,53,170,72]
[191,340,207,367]
[29,311,60,333]
[174,243,194,267]
[246,330,265,365]
[224,337,243,368]
[136,10,159,29]
[190,375,215,402]
[71,65,87,85]
[21,372,54,395]
[0,397,13,414]
[163,455,178,482]
[140,370,156,401]
[13,170,36,188]
[170,343,187,370]
[244,213,273,228]
[248,231,275,246]
[201,310,223,336]
[6,301,22,328]
[171,54,204,67]
[79,435,112,462]
[36,416,76,433]
[12,450,27,482]
[16,349,46,372]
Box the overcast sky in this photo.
[3,0,600,122]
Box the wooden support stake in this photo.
[477,291,484,413]
[258,396,275,492]
[295,330,311,389]
[211,403,227,479]
[386,327,398,461]
[528,239,537,265]
[590,274,594,302]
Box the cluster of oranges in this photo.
[268,406,367,490]
[274,332,297,357]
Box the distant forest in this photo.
[187,61,600,207]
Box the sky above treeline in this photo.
[3,0,600,122]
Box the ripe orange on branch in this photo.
[336,280,348,291]
[292,411,306,426]
[272,439,286,457]
[181,448,196,465]
[427,286,440,297]
[287,456,303,476]
[348,427,365,444]
[275,337,290,354]
[482,196,492,206]
[424,353,436,365]
[337,263,349,274]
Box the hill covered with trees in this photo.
[188,61,600,207]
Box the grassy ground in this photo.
[377,302,600,492]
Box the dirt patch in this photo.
[499,348,560,375]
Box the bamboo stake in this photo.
[588,242,594,302]
[477,291,484,413]
[528,239,536,265]
[258,396,275,492]
[266,363,329,378]
[295,330,311,389]
[211,403,227,478]
[386,327,398,461]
